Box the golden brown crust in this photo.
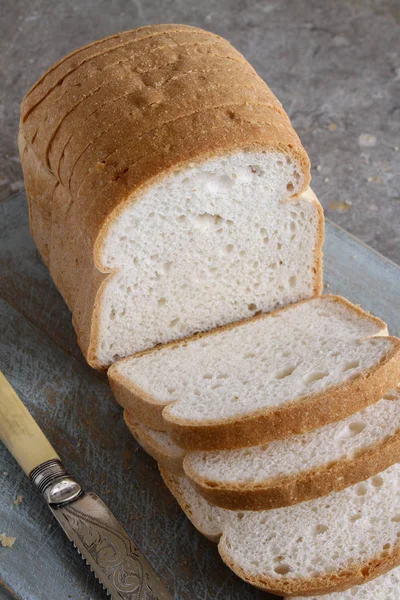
[108,295,394,451]
[159,465,223,543]
[109,366,167,431]
[22,25,217,120]
[19,24,316,369]
[124,411,184,473]
[184,421,400,510]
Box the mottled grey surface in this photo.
[0,0,399,261]
[1,193,400,600]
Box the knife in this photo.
[0,371,173,600]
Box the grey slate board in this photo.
[0,193,399,600]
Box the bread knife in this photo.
[0,371,173,600]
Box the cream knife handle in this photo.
[0,371,60,476]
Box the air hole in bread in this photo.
[203,374,213,379]
[244,352,256,359]
[169,317,180,328]
[274,564,291,575]
[249,165,264,177]
[167,388,176,395]
[313,524,329,536]
[349,513,361,522]
[372,475,384,488]
[356,483,368,496]
[248,303,257,311]
[339,421,366,439]
[303,371,329,384]
[163,261,172,273]
[211,383,222,390]
[158,297,167,307]
[250,560,260,567]
[343,359,360,372]
[289,275,297,288]
[287,183,294,193]
[275,365,297,380]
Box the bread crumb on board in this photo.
[14,495,24,505]
[0,533,16,548]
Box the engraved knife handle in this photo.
[0,371,60,475]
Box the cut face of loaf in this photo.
[289,565,400,599]
[18,24,319,369]
[125,389,400,509]
[160,463,400,597]
[97,161,321,366]
[109,295,400,450]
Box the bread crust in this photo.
[160,466,400,596]
[124,411,184,473]
[108,295,395,451]
[19,24,317,369]
[184,417,400,510]
[159,466,223,542]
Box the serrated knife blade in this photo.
[50,490,171,600]
[0,372,173,600]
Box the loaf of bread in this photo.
[19,24,323,369]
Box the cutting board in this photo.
[1,193,399,600]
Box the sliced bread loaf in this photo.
[289,566,400,599]
[19,24,322,370]
[160,463,400,597]
[184,388,400,509]
[109,295,400,450]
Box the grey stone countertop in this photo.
[1,0,399,262]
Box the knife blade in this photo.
[0,372,173,600]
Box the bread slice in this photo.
[160,464,400,597]
[184,388,400,509]
[289,566,400,599]
[109,295,400,450]
[19,24,321,370]
[125,388,400,509]
[124,410,185,473]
